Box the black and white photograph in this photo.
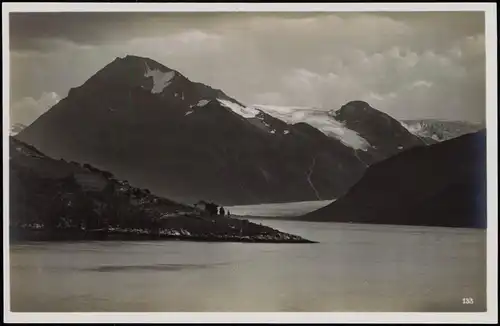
[3,2,497,324]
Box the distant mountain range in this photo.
[16,55,429,206]
[297,130,487,228]
[400,119,484,144]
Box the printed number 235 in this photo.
[462,297,474,304]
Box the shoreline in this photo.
[9,228,317,244]
[237,215,487,230]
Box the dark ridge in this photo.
[298,130,487,229]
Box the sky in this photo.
[9,11,487,126]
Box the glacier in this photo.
[252,104,371,151]
[217,99,260,119]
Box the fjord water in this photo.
[10,220,486,312]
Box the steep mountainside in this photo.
[17,55,423,205]
[297,130,487,228]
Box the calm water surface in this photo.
[9,220,486,312]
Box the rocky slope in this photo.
[9,137,314,243]
[296,130,487,228]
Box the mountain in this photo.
[401,119,484,143]
[9,137,313,243]
[10,123,26,136]
[16,55,424,206]
[253,102,426,163]
[328,101,426,162]
[297,130,487,228]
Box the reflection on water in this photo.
[9,220,487,312]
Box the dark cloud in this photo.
[9,12,333,50]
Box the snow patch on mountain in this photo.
[400,121,442,141]
[217,99,260,119]
[252,105,371,151]
[196,99,210,107]
[400,121,427,136]
[143,63,175,94]
[185,110,194,116]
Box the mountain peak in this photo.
[118,54,173,70]
[68,54,183,98]
[334,100,405,125]
[345,100,371,107]
[336,100,376,117]
[330,100,426,157]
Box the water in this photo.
[226,200,334,217]
[9,220,486,312]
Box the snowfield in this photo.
[252,104,371,151]
[400,121,436,139]
[210,100,372,150]
[196,99,210,107]
[217,99,260,119]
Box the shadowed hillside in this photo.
[9,137,314,243]
[297,130,487,228]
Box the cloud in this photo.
[253,92,287,106]
[9,12,486,124]
[251,32,485,122]
[410,80,434,89]
[122,30,225,58]
[10,92,61,126]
